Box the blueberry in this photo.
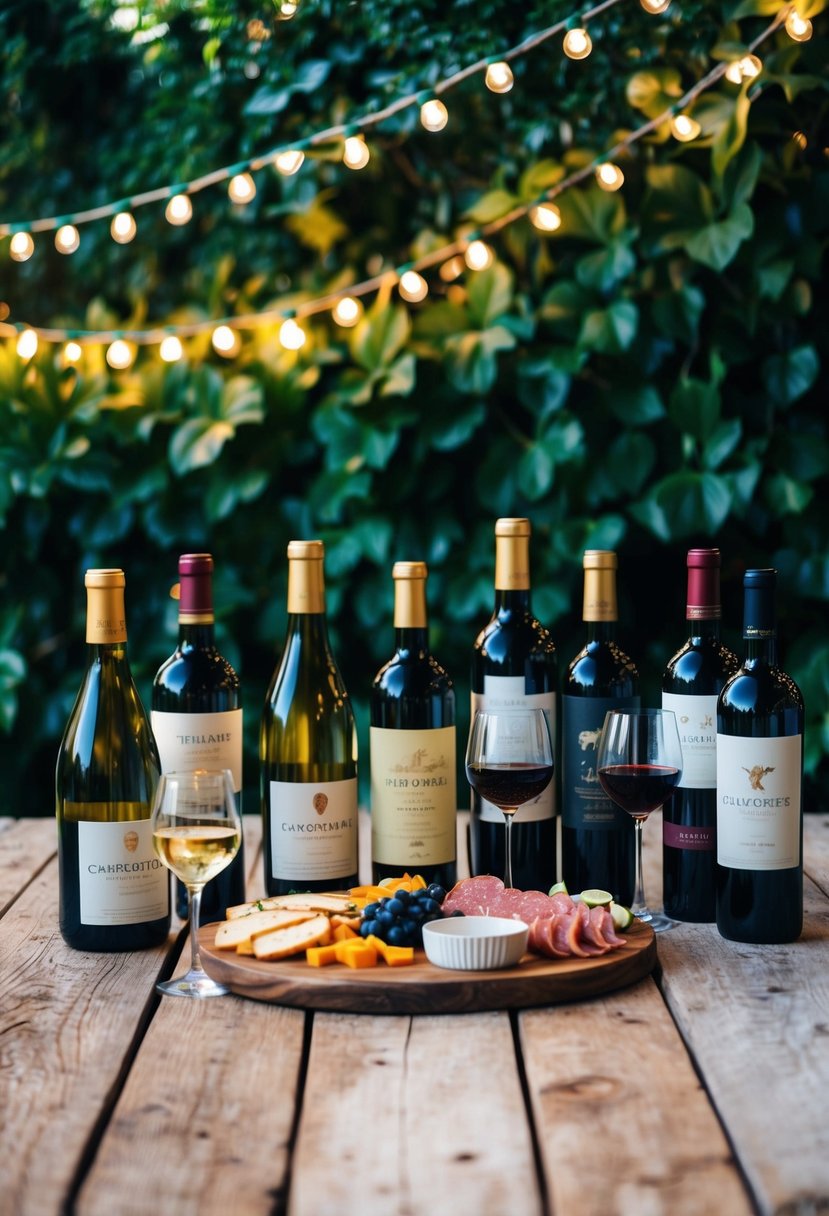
[386,898,406,916]
[400,917,417,936]
[419,897,440,915]
[376,908,395,927]
[426,884,446,902]
[393,888,411,904]
[361,919,377,937]
[387,925,407,946]
[363,901,378,916]
[450,909,466,918]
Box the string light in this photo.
[165,194,193,225]
[671,114,701,142]
[529,203,562,232]
[640,0,670,12]
[439,256,465,282]
[420,100,449,132]
[55,224,80,254]
[398,270,428,302]
[63,341,83,364]
[212,325,240,357]
[485,62,514,93]
[110,212,137,243]
[159,335,183,362]
[16,329,38,359]
[278,1,298,17]
[784,11,812,41]
[275,149,305,175]
[726,53,763,84]
[9,233,34,262]
[563,28,592,60]
[465,240,494,271]
[343,136,370,170]
[332,296,363,327]
[596,162,624,191]
[279,317,306,350]
[228,173,256,204]
[106,339,134,370]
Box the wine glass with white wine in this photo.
[152,769,241,997]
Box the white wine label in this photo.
[662,692,718,789]
[717,733,801,870]
[151,709,243,792]
[78,818,168,926]
[471,678,557,824]
[370,725,457,867]
[269,778,358,882]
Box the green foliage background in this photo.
[1,0,827,815]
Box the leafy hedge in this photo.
[1,0,827,814]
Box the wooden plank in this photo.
[804,813,829,895]
[288,1011,541,1216]
[0,817,57,914]
[656,874,829,1215]
[520,979,752,1216]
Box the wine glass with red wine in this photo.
[597,708,683,932]
[465,709,554,890]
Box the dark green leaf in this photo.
[669,378,721,443]
[579,301,639,353]
[631,471,732,540]
[762,346,820,407]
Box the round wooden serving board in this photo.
[198,919,656,1014]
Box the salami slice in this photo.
[442,875,505,917]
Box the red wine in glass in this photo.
[597,764,681,817]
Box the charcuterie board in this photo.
[198,919,656,1014]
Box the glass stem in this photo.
[632,817,646,914]
[188,884,205,975]
[504,812,515,889]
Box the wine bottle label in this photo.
[663,821,714,851]
[74,816,168,926]
[471,678,556,823]
[561,694,640,830]
[268,778,358,882]
[662,692,718,789]
[151,709,243,792]
[716,733,802,870]
[370,726,457,865]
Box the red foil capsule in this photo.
[686,548,721,620]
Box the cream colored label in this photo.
[78,818,168,925]
[151,709,243,792]
[717,733,801,870]
[471,678,556,824]
[662,693,717,789]
[370,726,457,867]
[269,778,357,881]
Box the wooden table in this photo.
[2,813,828,1216]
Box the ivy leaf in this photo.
[702,419,742,470]
[169,419,235,475]
[712,88,751,179]
[669,378,721,443]
[762,345,820,407]
[764,474,813,515]
[683,202,754,270]
[285,198,348,254]
[466,263,514,328]
[379,353,416,398]
[220,376,264,425]
[642,165,714,246]
[626,67,684,118]
[351,304,411,373]
[519,443,555,500]
[429,403,487,451]
[609,386,665,425]
[652,284,706,344]
[579,300,639,353]
[631,471,733,540]
[444,326,515,393]
[556,185,627,244]
[518,159,566,199]
[720,142,763,211]
[575,240,637,292]
[464,189,518,224]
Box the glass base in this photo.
[156,967,230,998]
[633,907,677,934]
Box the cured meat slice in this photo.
[570,903,607,956]
[442,875,505,916]
[594,906,626,947]
[539,914,570,958]
[581,904,612,953]
[549,892,577,916]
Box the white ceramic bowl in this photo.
[422,916,529,971]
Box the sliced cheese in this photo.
[214,909,315,951]
[226,892,356,920]
[252,914,332,961]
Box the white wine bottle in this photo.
[260,541,359,895]
[56,569,170,951]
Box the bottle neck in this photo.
[745,635,777,665]
[285,611,331,649]
[494,587,531,616]
[687,618,721,643]
[177,619,216,650]
[395,626,429,656]
[585,620,617,643]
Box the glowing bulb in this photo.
[785,10,812,40]
[343,136,370,170]
[111,211,137,243]
[279,318,306,350]
[485,62,514,94]
[16,329,38,359]
[420,99,448,132]
[159,336,183,363]
[63,341,83,365]
[212,325,240,356]
[792,130,808,150]
[596,162,625,191]
[728,53,763,82]
[275,149,305,175]
[332,296,362,327]
[640,0,670,11]
[55,224,80,254]
[279,0,298,15]
[439,256,464,282]
[725,61,744,84]
[228,172,256,204]
[563,28,592,60]
[671,114,701,142]
[398,270,428,303]
[9,232,34,262]
[529,203,562,232]
[465,240,494,271]
[106,339,134,370]
[165,194,193,225]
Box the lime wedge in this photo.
[548,881,569,896]
[579,888,613,908]
[610,901,634,930]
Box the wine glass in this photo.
[597,709,683,933]
[152,768,242,997]
[465,709,554,889]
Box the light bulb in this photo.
[279,317,306,350]
[439,255,464,282]
[640,0,670,11]
[55,224,80,254]
[106,339,134,370]
[420,99,448,132]
[275,149,305,175]
[332,296,362,327]
[529,203,562,232]
[343,136,370,170]
[279,0,298,16]
[671,114,701,142]
[9,232,34,262]
[728,53,762,82]
[725,61,744,84]
[228,172,256,204]
[63,341,83,365]
[111,211,137,243]
[16,329,38,360]
[159,336,183,363]
[165,194,193,225]
[785,10,812,40]
[596,162,625,191]
[563,28,592,60]
[485,62,514,94]
[398,270,428,303]
[212,325,240,356]
[465,240,494,271]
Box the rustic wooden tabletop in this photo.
[2,811,828,1216]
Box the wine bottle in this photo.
[662,549,738,922]
[470,518,557,891]
[370,562,457,888]
[561,550,639,904]
[152,553,245,922]
[56,568,170,951]
[716,568,804,944]
[260,540,358,895]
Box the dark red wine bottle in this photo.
[152,554,245,922]
[370,561,457,888]
[716,568,804,944]
[662,549,738,922]
[561,551,639,905]
[470,519,557,891]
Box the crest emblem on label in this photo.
[123,830,139,853]
[743,764,775,791]
[313,792,329,816]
